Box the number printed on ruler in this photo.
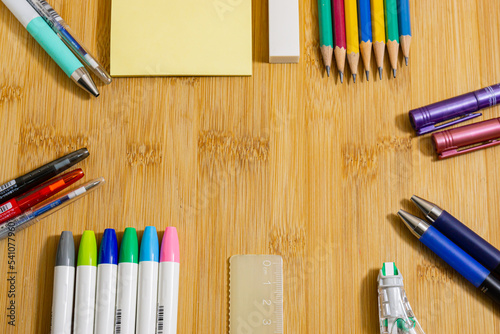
[261,259,283,333]
[156,305,164,334]
[0,180,15,193]
[0,202,12,214]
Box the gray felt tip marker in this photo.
[51,231,76,334]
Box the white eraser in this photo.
[269,0,300,63]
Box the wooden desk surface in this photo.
[1,0,500,332]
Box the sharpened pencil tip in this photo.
[393,69,397,78]
[378,67,383,80]
[326,66,331,77]
[366,70,369,81]
[405,57,409,66]
[353,74,356,83]
[340,72,344,84]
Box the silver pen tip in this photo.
[365,70,369,81]
[411,195,442,222]
[392,69,397,78]
[352,74,356,83]
[340,71,344,83]
[76,74,100,97]
[378,67,383,80]
[405,57,409,66]
[397,210,429,238]
[326,66,331,77]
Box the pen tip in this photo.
[405,57,409,66]
[74,72,100,97]
[392,69,397,78]
[365,70,369,81]
[378,67,383,80]
[352,74,356,83]
[340,72,344,83]
[326,66,331,77]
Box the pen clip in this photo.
[439,139,500,159]
[418,112,482,135]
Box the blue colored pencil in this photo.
[358,0,372,80]
[397,0,411,65]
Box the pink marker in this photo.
[156,227,180,334]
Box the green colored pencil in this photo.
[317,0,333,76]
[384,0,399,77]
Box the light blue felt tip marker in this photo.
[1,0,99,96]
[136,226,160,333]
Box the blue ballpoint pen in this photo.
[398,210,500,305]
[411,195,500,277]
[0,177,104,240]
[1,0,99,96]
[26,0,112,84]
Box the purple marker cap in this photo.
[409,84,500,135]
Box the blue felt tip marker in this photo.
[94,229,118,334]
[398,210,500,305]
[136,226,159,333]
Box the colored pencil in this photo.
[332,0,347,83]
[344,0,359,82]
[358,0,372,80]
[397,0,411,65]
[371,0,385,79]
[317,0,334,76]
[384,0,399,78]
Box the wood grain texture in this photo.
[0,0,500,332]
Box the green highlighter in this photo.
[1,0,99,96]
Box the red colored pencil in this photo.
[332,0,347,83]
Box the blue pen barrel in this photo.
[434,211,500,276]
[420,226,489,287]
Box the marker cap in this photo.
[160,227,180,263]
[98,229,118,265]
[139,226,159,262]
[119,227,139,264]
[432,118,500,158]
[77,230,97,266]
[55,231,75,267]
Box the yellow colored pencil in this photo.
[344,0,359,82]
[371,0,385,79]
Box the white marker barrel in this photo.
[157,262,180,334]
[136,261,159,333]
[50,266,75,334]
[73,266,97,334]
[94,264,118,333]
[115,262,138,334]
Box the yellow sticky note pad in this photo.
[110,0,252,76]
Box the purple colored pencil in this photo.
[410,83,500,135]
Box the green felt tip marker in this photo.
[115,228,139,334]
[73,231,98,334]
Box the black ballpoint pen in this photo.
[0,148,89,203]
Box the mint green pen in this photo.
[1,0,99,97]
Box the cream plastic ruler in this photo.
[229,255,283,334]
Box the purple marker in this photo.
[409,83,500,135]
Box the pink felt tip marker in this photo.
[432,117,500,159]
[156,227,180,334]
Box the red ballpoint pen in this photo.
[0,169,84,224]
